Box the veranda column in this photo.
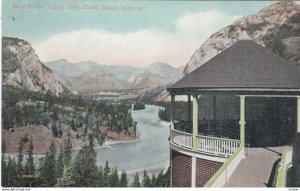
[192,95,199,187]
[188,95,192,122]
[170,95,175,187]
[192,95,198,151]
[171,95,175,130]
[297,96,300,133]
[239,96,246,148]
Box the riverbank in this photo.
[73,132,140,150]
[2,125,140,154]
[126,161,169,176]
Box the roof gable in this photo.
[168,40,300,93]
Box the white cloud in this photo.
[176,10,239,37]
[33,10,239,68]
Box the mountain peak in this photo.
[2,37,66,95]
[147,62,175,69]
[57,58,69,63]
[184,1,300,75]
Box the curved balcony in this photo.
[172,129,193,149]
[171,128,240,158]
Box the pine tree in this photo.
[40,142,57,186]
[119,170,128,187]
[70,119,76,131]
[132,172,141,187]
[98,166,104,187]
[124,113,130,131]
[133,121,138,137]
[161,167,170,187]
[99,133,105,146]
[156,170,163,187]
[2,155,8,186]
[58,123,63,138]
[2,139,7,186]
[70,142,100,187]
[51,122,58,137]
[52,109,59,121]
[55,147,64,180]
[127,112,133,127]
[109,168,119,187]
[35,157,47,186]
[151,174,157,187]
[88,133,94,148]
[17,138,24,176]
[56,165,75,187]
[6,157,19,187]
[142,170,151,187]
[24,138,35,175]
[63,130,72,166]
[103,161,110,187]
[121,119,128,132]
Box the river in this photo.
[95,104,170,180]
[13,104,170,183]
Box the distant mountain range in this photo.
[4,0,298,100]
[45,59,183,91]
[1,36,183,96]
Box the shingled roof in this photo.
[168,40,300,95]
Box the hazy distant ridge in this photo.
[45,60,183,91]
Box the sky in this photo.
[3,0,277,68]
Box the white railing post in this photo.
[239,96,246,148]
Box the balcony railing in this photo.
[171,129,240,157]
[172,129,193,149]
[197,135,240,156]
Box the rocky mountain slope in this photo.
[184,0,300,75]
[2,37,66,95]
[127,72,167,88]
[145,62,183,83]
[45,60,183,91]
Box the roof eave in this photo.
[167,87,300,96]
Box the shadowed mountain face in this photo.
[184,0,300,75]
[45,60,183,91]
[2,37,66,95]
